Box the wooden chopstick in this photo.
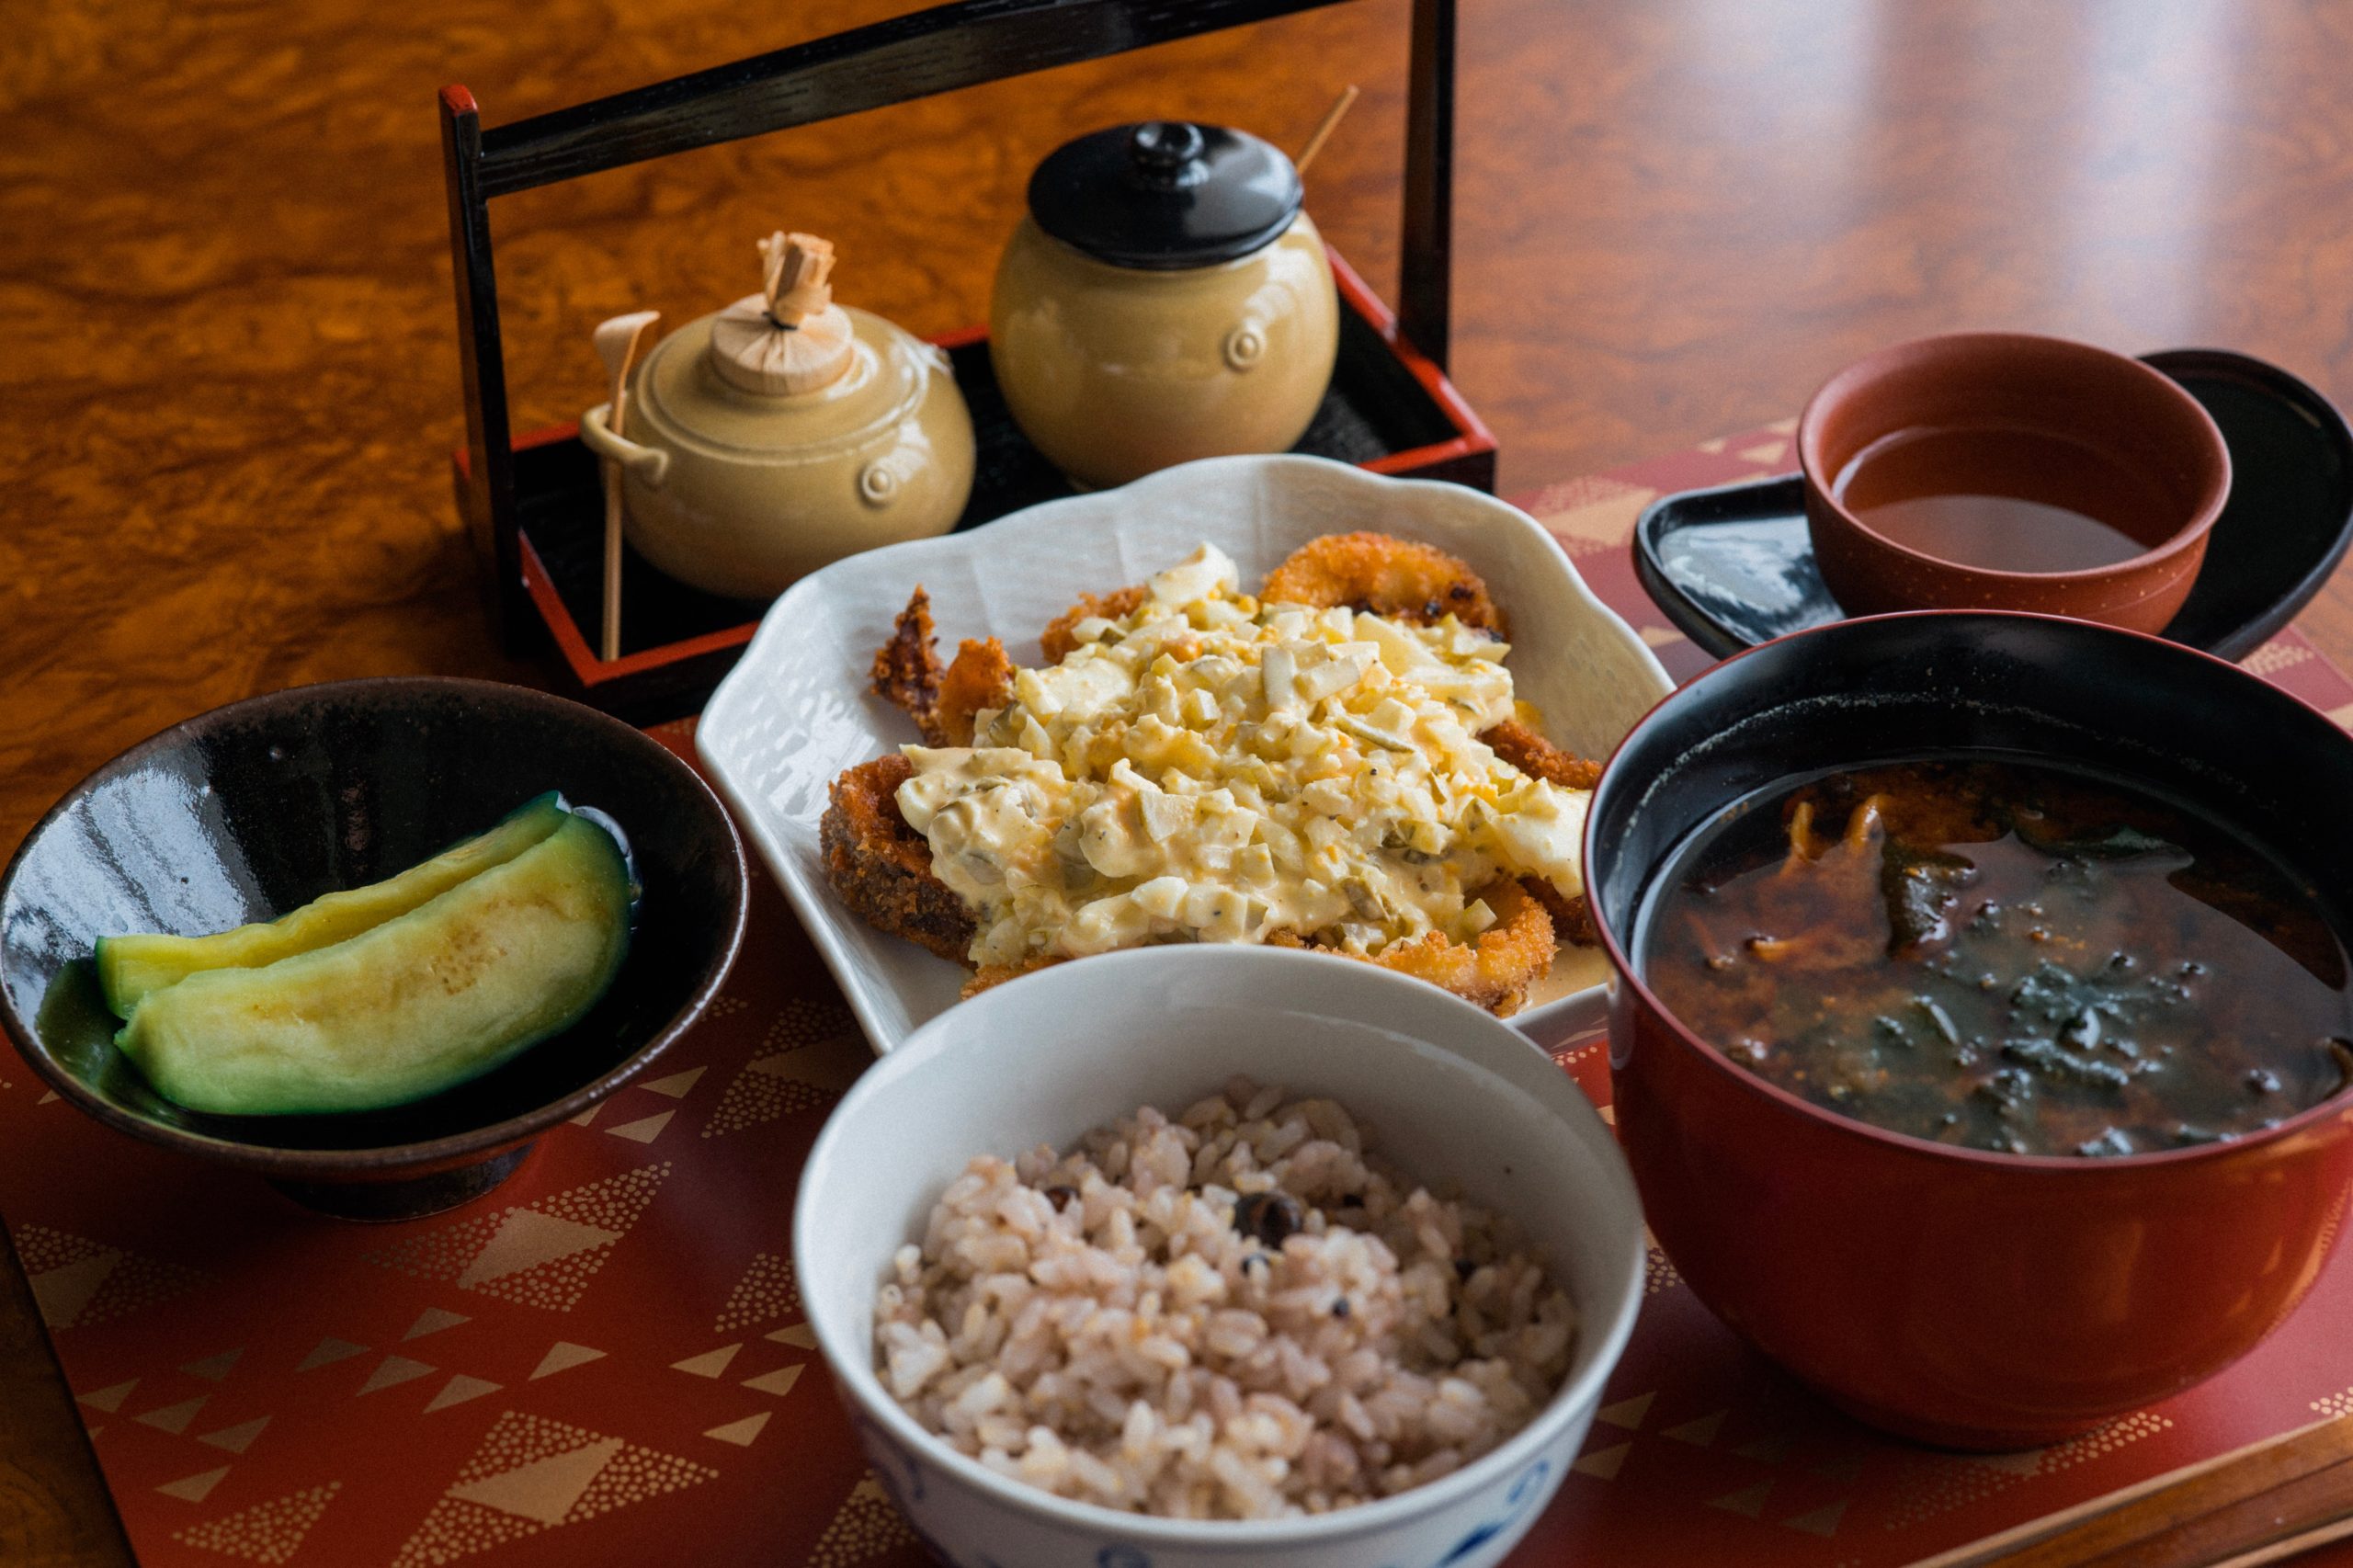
[2203,1509,2353,1568]
[2092,1450,2353,1568]
[1913,1413,2353,1568]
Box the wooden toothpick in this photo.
[1296,84,1360,176]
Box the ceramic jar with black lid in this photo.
[990,120,1340,490]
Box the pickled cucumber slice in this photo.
[96,793,570,1017]
[115,813,631,1116]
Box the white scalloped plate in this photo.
[698,454,1676,1053]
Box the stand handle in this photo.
[444,0,1459,648]
[478,0,1350,197]
[1399,0,1455,370]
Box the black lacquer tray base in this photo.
[1635,349,2353,662]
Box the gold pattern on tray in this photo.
[199,1415,271,1455]
[810,1473,924,1567]
[172,1482,342,1564]
[356,1355,438,1396]
[393,1410,718,1567]
[1886,1412,2175,1526]
[17,1223,210,1331]
[2245,639,2316,677]
[712,1250,801,1335]
[605,1110,677,1145]
[1644,1233,1685,1297]
[676,1344,745,1382]
[703,1411,771,1447]
[365,1165,670,1312]
[76,1378,137,1413]
[423,1375,503,1415]
[154,1467,231,1503]
[404,1307,469,1341]
[704,995,865,1138]
[134,1393,209,1434]
[1525,474,1660,558]
[1572,1440,1631,1481]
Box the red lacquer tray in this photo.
[6,426,2353,1568]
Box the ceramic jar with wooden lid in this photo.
[990,120,1340,490]
[581,233,975,599]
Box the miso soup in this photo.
[1638,758,2353,1157]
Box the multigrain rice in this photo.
[873,1077,1575,1518]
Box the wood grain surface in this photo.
[6,1,2353,1562]
[0,1227,132,1567]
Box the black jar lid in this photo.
[1027,120,1302,270]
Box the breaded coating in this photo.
[1483,718,1603,790]
[1040,585,1146,664]
[1267,879,1560,1017]
[871,588,946,741]
[870,591,1013,746]
[935,638,1016,746]
[1261,532,1506,637]
[1482,719,1601,945]
[818,755,974,962]
[961,953,1065,998]
[1524,878,1599,948]
[1360,878,1557,1016]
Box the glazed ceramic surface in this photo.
[580,305,975,598]
[695,453,1674,1054]
[1797,333,2230,632]
[794,947,1646,1568]
[1584,612,2353,1449]
[990,213,1339,489]
[0,678,747,1218]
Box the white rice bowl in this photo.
[796,947,1645,1568]
[878,1079,1577,1518]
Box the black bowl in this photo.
[0,678,747,1219]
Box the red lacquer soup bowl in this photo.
[1583,611,2353,1450]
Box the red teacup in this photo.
[1797,333,2231,633]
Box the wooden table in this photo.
[6,0,2353,1561]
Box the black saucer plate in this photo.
[1633,349,2353,661]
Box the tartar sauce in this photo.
[894,544,1588,967]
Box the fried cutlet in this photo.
[872,588,1016,745]
[819,755,974,962]
[1481,717,1604,791]
[1040,585,1146,664]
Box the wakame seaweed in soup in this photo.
[1638,758,2353,1157]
